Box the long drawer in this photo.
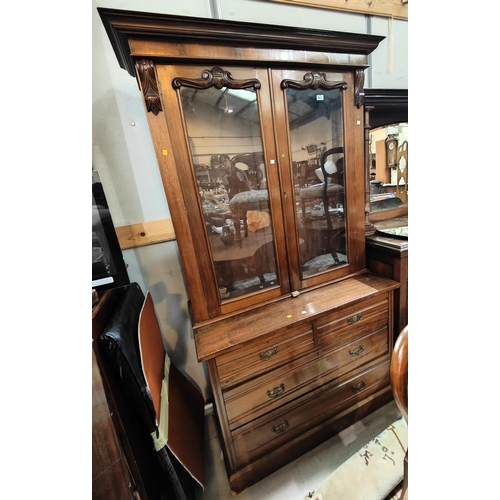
[231,359,390,465]
[224,326,388,429]
[216,321,314,389]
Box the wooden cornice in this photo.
[98,8,385,77]
[365,88,408,129]
[365,88,408,106]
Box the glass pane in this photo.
[286,85,347,278]
[181,85,278,300]
[369,123,408,213]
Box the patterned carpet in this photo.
[302,418,408,500]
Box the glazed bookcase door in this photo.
[271,68,367,292]
[154,64,290,318]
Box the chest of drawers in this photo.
[195,274,398,493]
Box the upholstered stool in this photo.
[229,189,270,237]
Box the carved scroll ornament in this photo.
[281,72,347,91]
[172,66,261,90]
[135,59,162,115]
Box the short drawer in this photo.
[225,326,389,429]
[232,359,390,465]
[216,322,314,389]
[315,293,389,348]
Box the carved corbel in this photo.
[135,59,163,115]
[355,69,365,108]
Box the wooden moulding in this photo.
[364,88,408,130]
[268,0,408,21]
[115,218,175,250]
[98,7,385,77]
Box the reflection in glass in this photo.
[180,85,278,300]
[369,123,408,212]
[286,85,347,278]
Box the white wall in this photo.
[92,0,407,401]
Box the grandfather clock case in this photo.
[99,9,399,494]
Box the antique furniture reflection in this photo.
[364,89,408,223]
[231,152,266,189]
[385,134,398,168]
[319,147,345,264]
[394,140,408,204]
[364,90,408,342]
[210,227,276,297]
[297,147,346,270]
[228,189,270,239]
[99,9,399,494]
[371,135,407,210]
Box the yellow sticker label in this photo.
[162,150,168,156]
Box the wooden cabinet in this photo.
[99,9,399,493]
[366,232,408,338]
[196,274,397,492]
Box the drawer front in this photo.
[216,322,314,389]
[315,293,389,348]
[225,326,388,429]
[232,359,390,465]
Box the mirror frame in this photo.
[364,89,408,224]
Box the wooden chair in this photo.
[230,152,265,190]
[390,325,408,422]
[390,325,408,499]
[319,147,345,264]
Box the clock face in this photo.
[388,142,395,150]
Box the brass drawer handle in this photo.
[349,345,365,357]
[352,380,366,393]
[347,313,363,325]
[267,383,285,399]
[271,420,289,434]
[260,347,279,360]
